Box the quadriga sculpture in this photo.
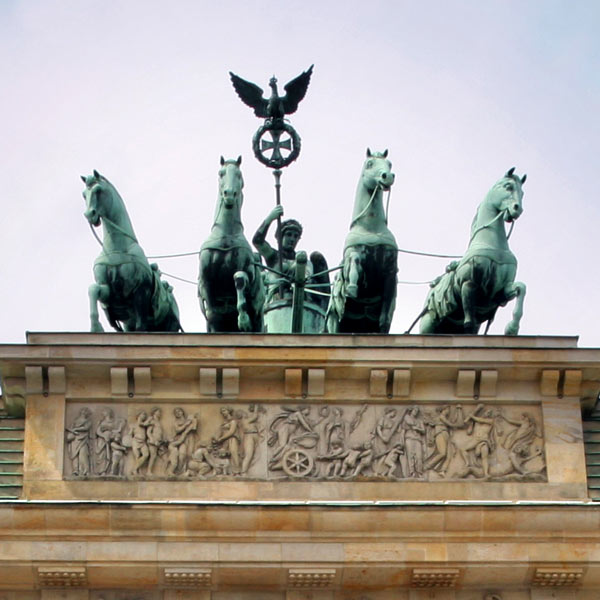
[198,156,265,332]
[327,149,398,333]
[82,170,182,332]
[419,168,527,335]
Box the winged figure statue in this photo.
[229,65,314,121]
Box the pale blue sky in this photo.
[1,1,599,343]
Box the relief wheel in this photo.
[281,448,313,478]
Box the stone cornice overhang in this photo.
[2,332,599,411]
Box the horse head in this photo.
[218,155,244,211]
[490,167,527,223]
[362,148,395,192]
[81,169,107,227]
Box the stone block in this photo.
[307,369,325,396]
[199,368,217,395]
[392,369,411,396]
[532,567,583,587]
[540,369,560,396]
[563,369,582,396]
[222,368,240,396]
[48,367,66,394]
[369,369,388,397]
[163,567,212,588]
[288,568,336,588]
[110,367,128,396]
[285,369,303,396]
[37,567,87,588]
[25,366,43,394]
[134,366,152,395]
[479,370,497,397]
[456,370,475,397]
[411,568,460,588]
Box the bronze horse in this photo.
[419,168,526,335]
[82,170,181,332]
[198,157,264,332]
[327,149,397,333]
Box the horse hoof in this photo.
[238,314,251,332]
[347,284,358,298]
[91,322,104,333]
[504,322,519,336]
[463,320,477,334]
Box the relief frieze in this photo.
[64,402,546,482]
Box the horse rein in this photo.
[350,182,389,227]
[468,207,516,246]
[88,214,139,251]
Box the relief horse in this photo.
[419,168,527,335]
[82,170,182,332]
[198,156,265,332]
[327,149,397,333]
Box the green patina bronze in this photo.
[198,157,265,333]
[326,149,398,334]
[418,168,527,335]
[230,66,313,169]
[252,205,330,333]
[82,170,182,333]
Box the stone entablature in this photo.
[0,333,597,501]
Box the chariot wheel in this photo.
[281,448,313,478]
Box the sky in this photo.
[1,0,599,345]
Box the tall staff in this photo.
[229,65,314,330]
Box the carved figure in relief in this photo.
[318,440,347,478]
[500,411,538,450]
[371,408,402,475]
[424,405,457,476]
[166,408,198,475]
[130,410,151,476]
[213,407,242,474]
[268,406,318,469]
[340,441,374,477]
[314,407,331,454]
[95,408,116,475]
[66,407,93,477]
[239,404,265,474]
[185,444,219,478]
[65,402,546,483]
[109,429,128,476]
[325,407,346,452]
[381,443,405,478]
[402,407,426,478]
[146,407,165,475]
[458,409,498,478]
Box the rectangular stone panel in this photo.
[62,401,547,484]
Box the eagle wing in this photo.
[282,64,314,115]
[229,71,269,118]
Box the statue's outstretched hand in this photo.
[267,205,284,223]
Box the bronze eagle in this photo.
[229,65,314,120]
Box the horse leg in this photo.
[326,308,339,333]
[378,253,397,333]
[88,282,109,333]
[419,310,437,334]
[461,280,478,333]
[345,251,361,298]
[234,271,251,332]
[503,281,526,335]
[198,251,216,331]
